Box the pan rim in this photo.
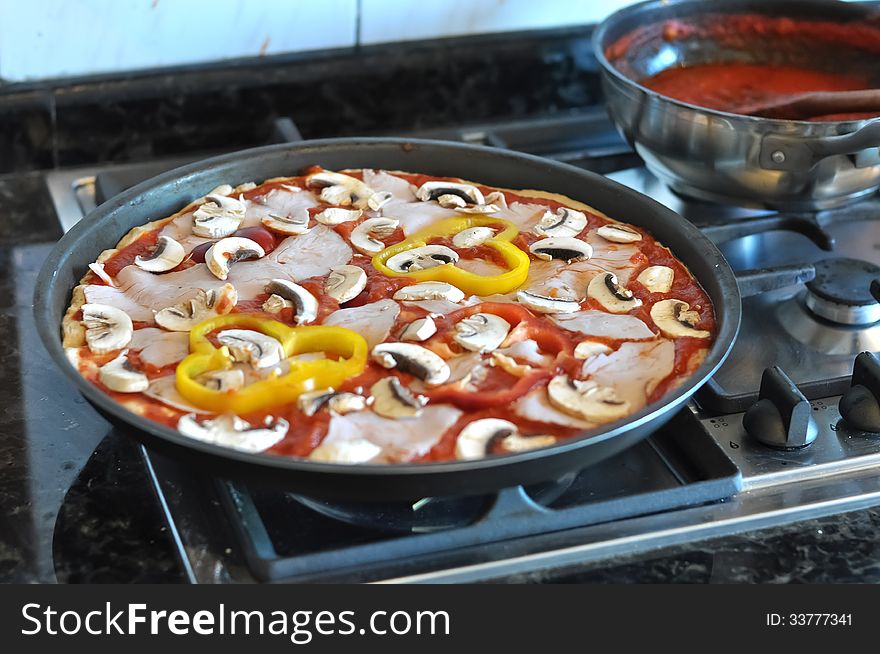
[34,137,740,480]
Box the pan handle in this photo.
[735,263,816,299]
[759,120,880,173]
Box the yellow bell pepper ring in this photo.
[371,216,530,296]
[175,314,368,414]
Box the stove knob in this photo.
[743,366,818,449]
[839,351,880,433]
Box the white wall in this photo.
[0,0,635,82]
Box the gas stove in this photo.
[44,111,880,583]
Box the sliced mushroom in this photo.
[587,272,642,313]
[456,203,501,215]
[529,237,593,262]
[217,329,285,368]
[386,245,458,272]
[177,413,288,452]
[393,281,465,303]
[650,299,710,339]
[205,237,266,280]
[597,223,643,244]
[261,212,310,236]
[134,235,186,273]
[306,171,375,209]
[485,191,508,209]
[155,283,238,331]
[264,279,318,324]
[297,389,337,416]
[515,290,580,314]
[192,194,247,238]
[453,313,511,352]
[197,369,246,392]
[325,265,367,304]
[313,207,363,225]
[452,226,495,248]
[490,352,532,377]
[98,350,149,392]
[298,388,369,416]
[367,191,394,210]
[81,304,133,354]
[573,339,612,360]
[534,208,588,238]
[370,376,427,419]
[371,342,451,386]
[636,265,675,293]
[499,433,558,453]
[400,316,437,342]
[262,294,291,314]
[547,375,631,423]
[455,418,517,460]
[88,262,116,286]
[415,181,485,206]
[350,217,399,255]
[144,375,211,414]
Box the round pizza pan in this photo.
[34,138,740,501]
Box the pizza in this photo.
[62,166,715,463]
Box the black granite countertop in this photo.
[1,169,879,584]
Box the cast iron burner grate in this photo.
[213,412,739,583]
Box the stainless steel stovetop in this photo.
[44,113,880,582]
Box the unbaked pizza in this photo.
[62,167,715,463]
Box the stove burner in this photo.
[805,258,880,325]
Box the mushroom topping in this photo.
[197,369,246,392]
[573,339,613,360]
[192,194,247,238]
[385,245,458,272]
[262,294,290,314]
[98,350,149,393]
[177,413,288,453]
[264,279,318,324]
[415,181,485,206]
[587,272,642,314]
[367,191,393,210]
[306,171,375,209]
[205,237,266,280]
[134,235,186,272]
[455,418,517,460]
[298,388,369,416]
[650,299,710,339]
[515,290,580,314]
[155,284,238,331]
[547,375,631,424]
[217,329,285,369]
[81,304,133,354]
[400,316,437,342]
[637,265,675,293]
[370,376,427,419]
[529,237,593,262]
[325,265,367,304]
[534,207,588,238]
[313,207,363,225]
[453,313,511,352]
[597,223,643,244]
[261,212,310,236]
[452,226,495,248]
[350,217,399,255]
[393,281,465,303]
[371,342,451,386]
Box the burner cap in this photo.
[805,258,880,325]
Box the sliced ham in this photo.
[401,299,464,316]
[495,339,552,367]
[269,225,353,279]
[514,387,595,430]
[312,404,463,463]
[493,202,549,232]
[580,339,675,411]
[361,169,416,202]
[382,201,460,235]
[81,284,155,322]
[456,258,508,277]
[243,187,318,228]
[323,299,400,348]
[129,328,190,368]
[551,311,654,340]
[116,264,221,310]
